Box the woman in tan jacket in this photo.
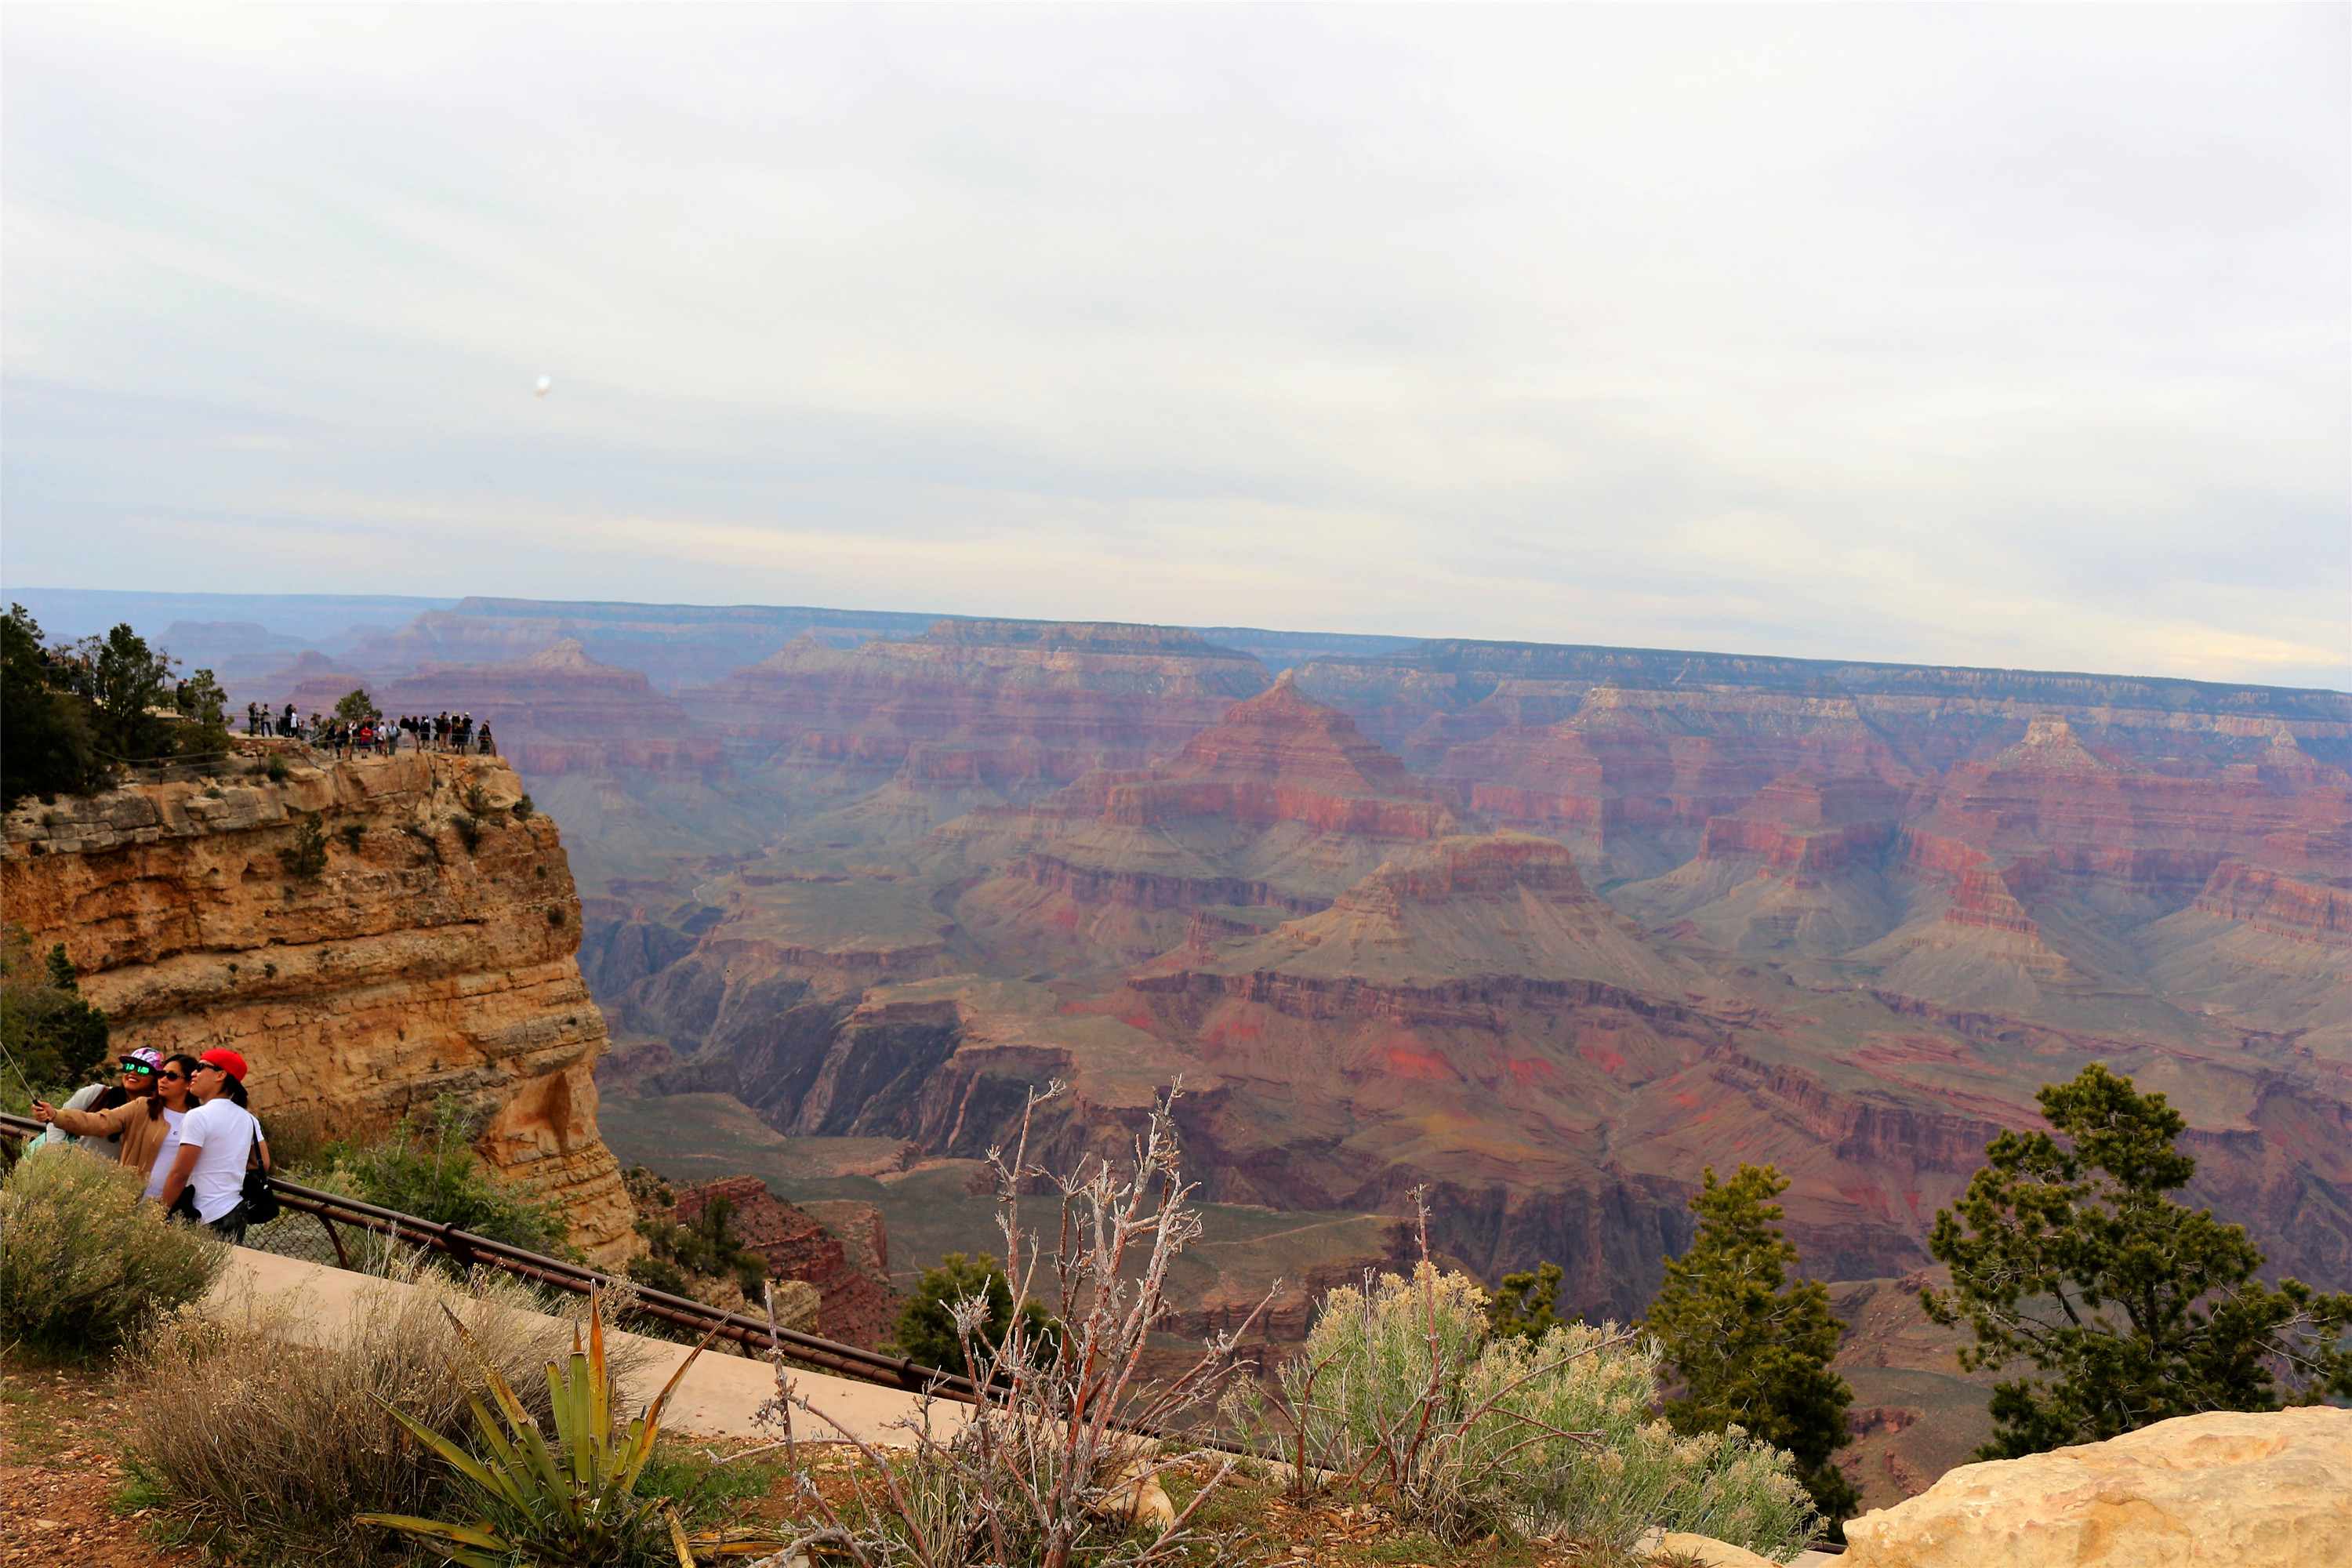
[34,1052,201,1197]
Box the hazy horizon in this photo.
[13,582,2348,694]
[5,5,2346,687]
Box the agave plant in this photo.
[358,1285,737,1566]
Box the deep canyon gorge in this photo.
[12,595,2347,1500]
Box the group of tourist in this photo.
[246,702,309,739]
[31,1048,270,1245]
[240,704,496,759]
[405,712,493,755]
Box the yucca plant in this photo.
[358,1286,741,1566]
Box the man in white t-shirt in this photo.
[156,1048,269,1244]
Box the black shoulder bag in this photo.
[240,1111,281,1225]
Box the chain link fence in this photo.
[243,1209,351,1269]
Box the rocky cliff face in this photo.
[670,1175,899,1347]
[0,750,636,1265]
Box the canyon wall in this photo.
[201,603,2351,1321]
[0,750,636,1265]
[584,650,2350,1321]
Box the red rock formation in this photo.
[1699,771,1904,875]
[2192,860,2352,942]
[673,1175,900,1347]
[337,609,2341,1319]
[1420,688,1915,881]
[946,678,1468,970]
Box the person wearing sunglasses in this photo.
[33,1049,164,1159]
[156,1049,270,1244]
[31,1051,197,1194]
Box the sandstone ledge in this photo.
[1842,1406,2352,1568]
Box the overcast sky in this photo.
[5,5,2346,686]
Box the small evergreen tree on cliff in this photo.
[0,931,111,1092]
[1925,1063,2352,1459]
[334,688,382,728]
[890,1252,1058,1377]
[172,667,234,761]
[1646,1163,1859,1528]
[74,623,179,764]
[1488,1260,1570,1342]
[1,604,101,808]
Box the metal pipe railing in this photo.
[0,1109,976,1399]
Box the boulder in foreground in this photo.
[1842,1406,2352,1567]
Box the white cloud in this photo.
[3,3,2344,686]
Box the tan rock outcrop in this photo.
[0,750,635,1264]
[1643,1533,1781,1568]
[1842,1406,2352,1567]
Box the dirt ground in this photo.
[0,1357,193,1568]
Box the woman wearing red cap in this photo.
[156,1048,270,1243]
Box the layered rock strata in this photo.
[0,751,635,1264]
[673,1176,899,1347]
[675,620,1270,842]
[946,677,1468,970]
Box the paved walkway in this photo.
[205,1247,964,1446]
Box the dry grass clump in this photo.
[0,1146,228,1357]
[1243,1236,1818,1558]
[122,1258,648,1565]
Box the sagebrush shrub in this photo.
[0,1148,227,1356]
[1271,1262,1818,1555]
[125,1261,644,1565]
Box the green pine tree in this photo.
[1,604,102,808]
[0,931,111,1092]
[888,1252,1058,1377]
[1925,1063,2352,1459]
[1488,1260,1570,1343]
[174,667,234,761]
[334,688,383,728]
[77,624,179,764]
[1646,1163,1859,1528]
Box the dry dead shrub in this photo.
[765,1082,1262,1568]
[123,1258,648,1565]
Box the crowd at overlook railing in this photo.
[243,701,496,760]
